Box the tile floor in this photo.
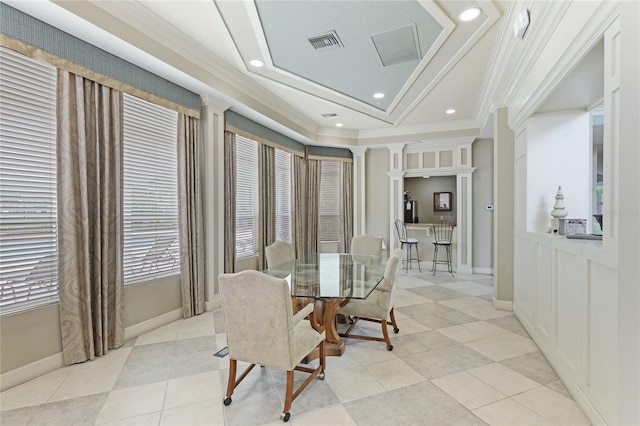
[0,266,591,425]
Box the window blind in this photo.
[275,149,292,243]
[235,136,259,258]
[319,161,341,243]
[0,46,58,314]
[123,93,180,284]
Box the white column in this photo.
[456,172,473,274]
[201,95,230,310]
[387,143,405,249]
[350,146,368,236]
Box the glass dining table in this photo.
[264,253,387,358]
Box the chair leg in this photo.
[403,243,409,274]
[446,246,454,276]
[282,370,294,420]
[432,245,439,275]
[224,359,237,405]
[389,307,400,333]
[381,319,393,351]
[415,243,422,272]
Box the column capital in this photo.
[201,94,231,113]
[349,146,368,156]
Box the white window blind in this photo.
[235,136,259,258]
[319,161,341,243]
[275,149,292,243]
[0,47,58,314]
[123,93,180,284]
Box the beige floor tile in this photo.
[176,312,215,340]
[467,363,540,396]
[462,305,512,320]
[95,381,167,424]
[0,373,67,411]
[160,398,223,425]
[439,297,492,311]
[512,386,591,425]
[392,317,431,335]
[393,289,432,307]
[437,325,484,343]
[291,403,357,425]
[324,366,385,403]
[465,336,527,361]
[345,340,397,365]
[323,352,360,373]
[432,371,507,410]
[164,371,221,409]
[473,398,553,426]
[99,411,162,425]
[135,322,179,346]
[462,321,510,338]
[364,358,426,390]
[49,364,121,402]
[490,333,538,354]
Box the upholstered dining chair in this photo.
[351,234,383,257]
[339,248,403,351]
[395,219,421,273]
[219,270,326,422]
[265,240,295,269]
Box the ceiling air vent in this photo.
[321,113,339,119]
[371,24,421,67]
[308,31,343,50]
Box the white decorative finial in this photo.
[550,186,568,218]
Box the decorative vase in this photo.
[549,186,567,233]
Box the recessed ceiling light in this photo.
[335,123,344,127]
[446,109,456,114]
[373,92,385,99]
[249,59,264,67]
[459,8,481,22]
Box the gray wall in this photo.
[472,139,494,271]
[1,276,181,374]
[403,176,457,224]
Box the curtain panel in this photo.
[340,161,354,253]
[305,159,320,256]
[257,144,276,270]
[177,114,205,318]
[223,131,236,273]
[292,155,307,259]
[57,70,124,365]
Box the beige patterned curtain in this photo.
[223,131,236,273]
[257,144,275,270]
[57,70,124,366]
[292,155,307,259]
[306,159,320,256]
[340,161,354,253]
[177,114,204,318]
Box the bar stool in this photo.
[431,221,455,276]
[395,220,421,273]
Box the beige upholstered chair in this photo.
[339,248,403,351]
[265,240,295,269]
[219,270,325,422]
[351,234,383,257]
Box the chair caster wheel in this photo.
[223,397,232,406]
[318,371,325,380]
[387,345,393,351]
[393,328,400,333]
[281,412,291,422]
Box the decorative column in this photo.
[201,95,230,310]
[456,172,474,274]
[387,143,405,250]
[350,146,368,237]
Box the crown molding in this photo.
[358,119,479,140]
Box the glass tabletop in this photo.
[264,253,387,299]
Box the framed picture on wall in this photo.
[434,192,452,211]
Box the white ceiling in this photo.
[7,0,507,144]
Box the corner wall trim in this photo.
[473,267,494,275]
[0,352,64,392]
[493,296,513,311]
[124,308,183,341]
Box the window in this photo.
[0,47,58,314]
[318,161,341,243]
[235,136,259,258]
[123,93,180,284]
[275,149,292,242]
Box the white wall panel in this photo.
[555,245,582,377]
[535,242,554,341]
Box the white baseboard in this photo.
[205,294,221,312]
[1,352,64,392]
[123,308,183,341]
[492,296,513,311]
[513,305,606,426]
[473,267,494,275]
